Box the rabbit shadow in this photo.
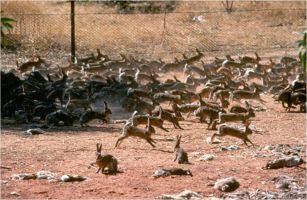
[1,124,121,135]
[128,147,173,153]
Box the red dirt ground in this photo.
[1,95,306,199]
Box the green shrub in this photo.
[297,31,306,73]
[1,15,16,48]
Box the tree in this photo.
[297,31,306,75]
[1,15,16,48]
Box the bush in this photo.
[297,31,306,73]
[1,15,16,48]
[101,1,178,14]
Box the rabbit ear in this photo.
[255,52,260,58]
[104,101,108,107]
[96,143,102,152]
[99,143,102,152]
[245,101,250,108]
[96,143,99,152]
[174,135,179,144]
[178,134,182,141]
[158,106,162,118]
[175,135,181,147]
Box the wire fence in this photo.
[2,2,306,63]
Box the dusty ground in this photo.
[1,2,305,198]
[1,94,306,199]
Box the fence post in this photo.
[70,0,76,62]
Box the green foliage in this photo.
[1,15,16,48]
[297,31,306,72]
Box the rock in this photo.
[265,158,286,169]
[221,190,250,199]
[162,190,203,200]
[198,154,215,161]
[221,145,240,151]
[222,186,306,199]
[193,15,206,23]
[264,144,302,156]
[272,175,295,190]
[36,170,56,180]
[11,171,58,181]
[241,188,307,199]
[264,145,274,151]
[10,191,20,196]
[11,173,37,180]
[60,175,86,182]
[214,177,240,192]
[265,156,304,169]
[276,181,290,189]
[252,106,266,112]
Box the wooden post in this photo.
[71,0,76,62]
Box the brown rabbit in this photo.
[16,55,47,73]
[93,143,118,174]
[115,116,156,148]
[230,101,250,114]
[173,134,189,164]
[130,109,169,132]
[211,121,255,146]
[79,101,112,127]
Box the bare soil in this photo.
[1,95,306,199]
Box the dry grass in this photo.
[2,1,305,14]
[1,1,306,61]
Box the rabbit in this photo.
[130,109,169,132]
[45,110,78,127]
[93,143,118,174]
[211,120,255,146]
[230,86,266,104]
[217,105,255,124]
[159,106,183,129]
[79,101,112,127]
[16,55,47,73]
[115,116,156,148]
[194,106,224,129]
[229,101,250,113]
[173,134,189,164]
[153,168,193,178]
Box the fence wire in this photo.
[2,2,306,62]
